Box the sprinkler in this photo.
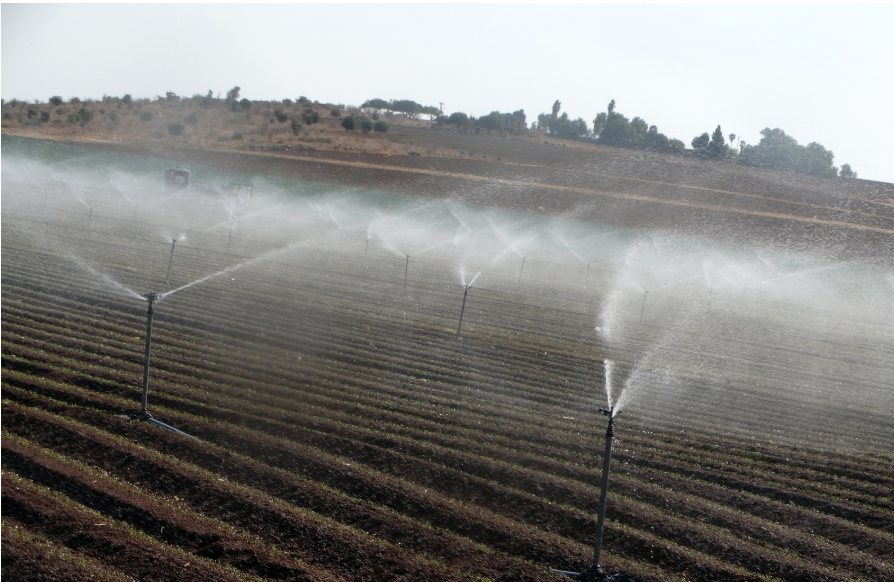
[456,285,470,338]
[165,239,177,283]
[123,292,195,439]
[638,290,648,323]
[552,406,635,582]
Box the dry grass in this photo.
[0,96,472,159]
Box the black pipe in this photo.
[592,408,615,569]
[404,255,410,286]
[639,290,648,323]
[456,286,469,338]
[140,292,157,416]
[165,239,176,283]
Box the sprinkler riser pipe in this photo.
[140,295,156,415]
[518,256,526,284]
[592,414,615,568]
[456,287,469,338]
[639,290,648,323]
[404,255,410,287]
[227,227,233,255]
[165,240,177,283]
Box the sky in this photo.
[3,3,893,183]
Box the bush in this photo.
[360,118,373,132]
[26,108,38,119]
[109,112,117,122]
[302,109,320,125]
[231,132,243,140]
[282,98,293,105]
[239,98,252,110]
[374,120,389,133]
[273,109,289,123]
[40,111,50,123]
[331,108,341,117]
[140,111,153,122]
[291,119,302,134]
[49,96,64,106]
[341,116,356,131]
[122,94,133,105]
[67,113,81,124]
[69,97,80,104]
[77,108,93,124]
[372,111,379,121]
[168,123,185,135]
[186,112,198,125]
[297,96,310,105]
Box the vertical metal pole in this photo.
[639,290,648,323]
[165,240,176,283]
[404,255,410,287]
[585,262,591,283]
[518,256,526,284]
[456,286,469,338]
[227,226,234,255]
[140,293,157,416]
[592,413,615,569]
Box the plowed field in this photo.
[2,144,893,582]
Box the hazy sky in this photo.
[3,3,893,183]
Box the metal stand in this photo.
[404,255,410,286]
[552,407,634,582]
[122,292,196,439]
[456,285,470,338]
[165,239,177,283]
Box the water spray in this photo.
[123,292,195,439]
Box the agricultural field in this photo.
[2,137,894,582]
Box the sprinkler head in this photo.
[598,407,612,417]
[145,292,158,303]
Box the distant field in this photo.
[2,139,893,582]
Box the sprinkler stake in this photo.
[165,239,177,283]
[456,286,470,338]
[404,255,410,287]
[639,290,648,323]
[552,406,633,581]
[518,256,526,285]
[124,292,196,439]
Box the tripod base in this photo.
[120,411,197,440]
[551,567,636,581]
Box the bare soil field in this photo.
[2,134,893,581]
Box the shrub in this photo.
[168,123,185,135]
[140,111,153,121]
[122,94,132,105]
[274,109,289,123]
[341,116,356,131]
[69,97,80,104]
[239,98,252,110]
[26,108,38,119]
[49,96,64,106]
[67,113,81,124]
[231,132,243,140]
[374,120,389,133]
[186,112,198,124]
[302,109,320,125]
[109,112,117,122]
[282,98,293,105]
[331,108,341,117]
[291,119,302,134]
[297,96,310,105]
[77,108,93,124]
[360,118,373,132]
[40,111,50,123]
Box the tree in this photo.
[692,132,710,150]
[709,125,726,157]
[738,128,840,178]
[226,86,241,110]
[447,111,470,129]
[476,111,503,132]
[839,164,857,179]
[199,90,213,108]
[49,96,63,106]
[341,116,356,131]
[729,133,737,152]
[374,120,389,133]
[360,118,374,132]
[362,98,389,112]
[330,107,341,117]
[551,100,562,118]
[239,98,251,110]
[607,99,616,114]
